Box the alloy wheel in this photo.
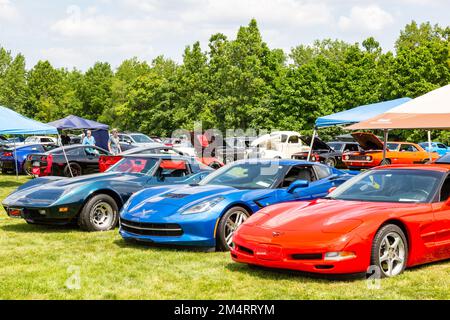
[378,232,406,277]
[224,210,248,248]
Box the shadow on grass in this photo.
[0,221,77,233]
[225,262,365,282]
[113,238,216,253]
[406,258,450,272]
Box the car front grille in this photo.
[120,219,183,237]
[345,155,369,161]
[291,253,323,260]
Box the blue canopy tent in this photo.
[0,105,58,135]
[307,98,412,160]
[0,106,73,177]
[48,115,110,150]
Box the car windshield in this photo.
[436,153,450,164]
[199,162,287,189]
[130,134,153,143]
[107,157,159,175]
[387,143,400,151]
[327,169,442,203]
[328,143,343,151]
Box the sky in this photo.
[0,0,449,70]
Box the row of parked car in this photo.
[3,148,450,278]
[1,131,450,177]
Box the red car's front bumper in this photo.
[231,232,371,275]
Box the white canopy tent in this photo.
[347,84,450,160]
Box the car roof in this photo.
[373,163,450,173]
[120,144,168,155]
[122,154,194,161]
[329,141,358,144]
[233,158,319,166]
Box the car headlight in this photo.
[181,197,225,215]
[324,251,356,261]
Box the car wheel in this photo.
[380,159,391,166]
[325,157,336,167]
[209,162,222,170]
[78,194,119,232]
[370,224,408,278]
[1,169,8,174]
[23,162,33,176]
[64,162,82,177]
[217,206,250,251]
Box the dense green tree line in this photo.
[0,20,449,142]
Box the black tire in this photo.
[209,162,222,170]
[217,206,250,251]
[78,194,119,232]
[379,159,391,166]
[1,169,7,174]
[324,157,336,168]
[370,224,408,278]
[23,162,33,176]
[64,162,82,177]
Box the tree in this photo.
[78,62,113,121]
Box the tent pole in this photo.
[58,133,73,178]
[307,128,317,162]
[427,130,432,162]
[13,136,18,180]
[382,129,389,162]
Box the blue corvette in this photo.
[1,144,57,174]
[119,159,356,251]
[2,155,212,231]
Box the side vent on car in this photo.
[162,193,190,199]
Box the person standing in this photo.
[108,129,122,155]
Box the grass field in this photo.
[0,175,449,300]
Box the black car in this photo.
[292,137,361,168]
[216,137,256,164]
[25,145,111,177]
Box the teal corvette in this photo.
[2,155,212,231]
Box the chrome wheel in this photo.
[91,202,114,228]
[224,210,249,248]
[379,232,406,277]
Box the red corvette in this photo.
[231,159,450,277]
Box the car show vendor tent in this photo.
[307,98,412,160]
[48,115,110,150]
[347,84,450,130]
[347,84,450,161]
[0,105,64,177]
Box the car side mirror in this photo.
[287,180,309,194]
[445,197,450,207]
[328,187,337,194]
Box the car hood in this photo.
[351,132,384,150]
[248,199,419,232]
[3,172,136,205]
[299,136,332,151]
[123,184,273,216]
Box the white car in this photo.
[246,131,310,159]
[22,136,57,145]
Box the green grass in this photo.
[0,175,449,300]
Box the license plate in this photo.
[32,161,40,167]
[255,245,282,261]
[7,208,23,218]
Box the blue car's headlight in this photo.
[181,197,225,215]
